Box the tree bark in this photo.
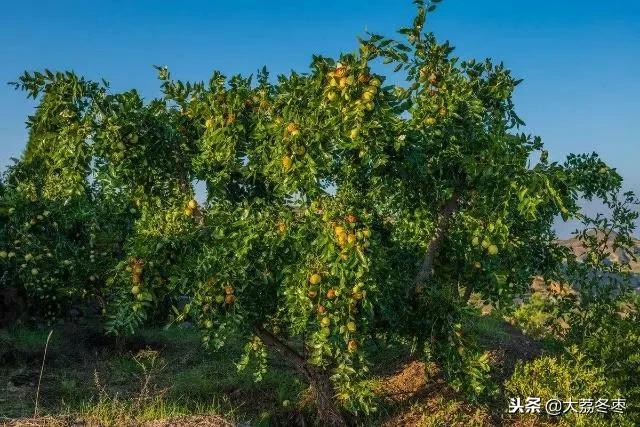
[408,193,461,296]
[463,283,474,303]
[253,326,346,426]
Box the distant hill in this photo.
[556,231,640,274]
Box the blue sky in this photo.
[1,0,638,236]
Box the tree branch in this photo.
[409,192,461,296]
[253,326,307,373]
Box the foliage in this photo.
[509,289,575,340]
[0,162,134,320]
[566,292,640,422]
[504,347,633,426]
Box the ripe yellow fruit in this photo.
[205,118,215,129]
[131,285,141,295]
[277,221,287,234]
[365,101,374,111]
[488,245,499,256]
[337,233,348,247]
[347,321,357,332]
[424,117,436,126]
[370,78,381,87]
[187,199,197,210]
[347,234,357,244]
[321,316,331,327]
[481,239,490,249]
[362,229,371,238]
[362,90,375,101]
[286,122,300,138]
[309,274,322,285]
[347,340,358,352]
[334,226,345,236]
[282,155,293,171]
[184,207,194,217]
[327,91,337,101]
[349,128,360,140]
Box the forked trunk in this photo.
[254,326,347,426]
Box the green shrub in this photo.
[568,293,640,423]
[504,347,632,426]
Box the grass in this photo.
[0,321,307,425]
[0,313,548,426]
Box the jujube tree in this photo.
[4,2,638,424]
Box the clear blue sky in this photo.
[1,0,638,236]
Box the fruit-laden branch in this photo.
[253,326,346,426]
[253,325,307,370]
[409,192,461,296]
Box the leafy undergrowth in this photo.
[1,315,543,426]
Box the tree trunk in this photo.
[253,326,346,426]
[408,192,462,296]
[463,283,474,303]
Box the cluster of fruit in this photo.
[324,63,382,141]
[332,214,372,258]
[281,122,301,171]
[418,66,449,126]
[306,272,362,353]
[325,63,381,112]
[0,248,15,259]
[470,219,509,257]
[216,283,236,305]
[183,199,198,217]
[128,257,144,292]
[191,280,235,337]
